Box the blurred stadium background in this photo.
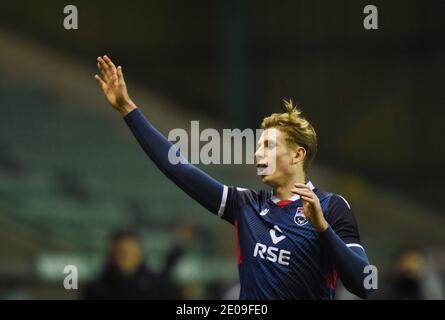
[0,0,444,299]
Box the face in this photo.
[111,237,142,275]
[255,128,305,188]
[396,251,424,276]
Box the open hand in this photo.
[95,55,136,116]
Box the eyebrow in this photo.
[257,138,276,146]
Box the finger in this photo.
[110,66,118,85]
[97,62,109,82]
[117,66,125,83]
[100,56,114,81]
[293,185,319,198]
[94,74,107,90]
[291,191,311,199]
[97,57,111,81]
[294,183,310,190]
[103,55,116,72]
[291,188,313,197]
[97,56,108,71]
[292,186,312,192]
[301,195,316,204]
[102,56,117,80]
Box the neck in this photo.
[273,172,306,201]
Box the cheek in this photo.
[268,152,292,176]
[276,150,293,167]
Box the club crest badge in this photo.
[294,207,308,226]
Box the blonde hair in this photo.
[261,99,317,174]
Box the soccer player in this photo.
[94,55,374,299]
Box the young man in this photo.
[94,55,373,299]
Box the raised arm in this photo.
[94,56,227,215]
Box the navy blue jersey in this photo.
[219,181,363,300]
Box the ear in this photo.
[292,146,306,165]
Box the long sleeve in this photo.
[322,194,374,298]
[319,226,373,298]
[124,108,227,215]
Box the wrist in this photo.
[118,99,137,116]
[315,219,329,233]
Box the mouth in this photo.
[256,163,269,176]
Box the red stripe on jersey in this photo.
[277,200,293,208]
[326,269,338,289]
[235,220,243,265]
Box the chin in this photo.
[260,175,277,187]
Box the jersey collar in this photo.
[271,181,316,204]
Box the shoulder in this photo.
[228,187,271,201]
[323,191,359,230]
[328,193,353,211]
[316,190,354,220]
[315,189,351,209]
[224,186,267,214]
[222,186,268,224]
[317,190,362,244]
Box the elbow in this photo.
[355,287,374,299]
[344,281,374,299]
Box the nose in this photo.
[255,145,265,162]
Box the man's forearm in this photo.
[319,226,373,299]
[123,108,225,215]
